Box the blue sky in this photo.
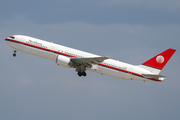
[0,0,180,120]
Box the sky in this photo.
[0,0,180,120]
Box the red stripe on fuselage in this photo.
[98,63,142,77]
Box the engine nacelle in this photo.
[56,55,71,68]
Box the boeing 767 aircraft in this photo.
[5,35,176,82]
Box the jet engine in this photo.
[56,55,72,68]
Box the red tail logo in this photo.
[142,48,176,70]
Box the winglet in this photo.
[142,48,176,70]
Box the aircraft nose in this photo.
[5,37,9,41]
[5,36,15,41]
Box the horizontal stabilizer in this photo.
[142,74,165,79]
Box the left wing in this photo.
[71,56,109,68]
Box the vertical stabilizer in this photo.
[139,48,176,74]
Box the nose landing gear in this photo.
[13,50,17,57]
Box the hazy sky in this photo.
[1,0,180,120]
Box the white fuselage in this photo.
[5,35,161,82]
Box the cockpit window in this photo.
[10,36,15,39]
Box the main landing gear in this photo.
[13,50,17,57]
[76,64,87,77]
[77,71,87,77]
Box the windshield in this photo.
[10,36,15,39]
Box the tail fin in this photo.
[139,48,176,74]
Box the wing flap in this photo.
[71,56,109,67]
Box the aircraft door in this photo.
[51,46,55,52]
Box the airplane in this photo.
[5,35,176,82]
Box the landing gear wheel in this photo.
[13,50,17,57]
[13,53,16,57]
[77,72,87,77]
[78,72,82,77]
[82,72,86,76]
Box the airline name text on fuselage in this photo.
[26,40,47,49]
